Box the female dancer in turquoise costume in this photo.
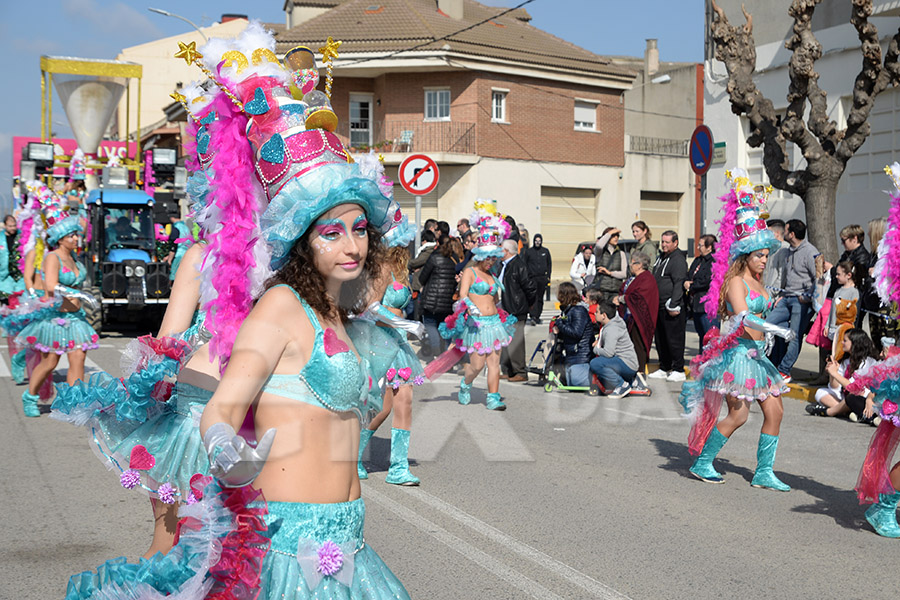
[53,87,222,558]
[680,169,795,491]
[62,23,409,599]
[16,214,98,417]
[358,210,427,486]
[846,161,900,538]
[438,202,515,411]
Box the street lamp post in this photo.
[147,8,208,42]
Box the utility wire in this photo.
[339,0,538,67]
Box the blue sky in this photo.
[0,0,703,212]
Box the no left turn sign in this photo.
[398,154,440,195]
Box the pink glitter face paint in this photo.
[314,218,348,241]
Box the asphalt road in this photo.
[0,323,893,600]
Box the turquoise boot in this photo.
[485,392,506,411]
[385,428,420,486]
[357,429,374,480]
[865,491,900,538]
[751,433,791,491]
[689,428,728,483]
[10,350,26,384]
[458,378,472,405]
[21,390,40,418]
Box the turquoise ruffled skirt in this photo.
[383,328,424,388]
[439,312,516,355]
[256,498,410,599]
[14,307,98,354]
[690,338,787,402]
[97,383,213,500]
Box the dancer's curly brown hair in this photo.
[717,254,751,320]
[267,221,386,322]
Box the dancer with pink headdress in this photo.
[841,162,900,538]
[679,169,796,491]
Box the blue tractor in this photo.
[84,188,171,331]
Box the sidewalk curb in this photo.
[784,381,816,402]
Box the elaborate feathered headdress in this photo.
[702,168,781,319]
[173,21,394,365]
[469,199,511,260]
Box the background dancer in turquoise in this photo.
[16,214,98,417]
[52,86,222,558]
[679,169,796,491]
[439,201,515,411]
[358,208,426,486]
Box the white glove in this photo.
[54,284,100,310]
[738,311,796,342]
[202,422,276,488]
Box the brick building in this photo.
[279,0,641,276]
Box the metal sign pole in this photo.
[415,195,422,249]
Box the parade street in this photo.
[0,325,891,600]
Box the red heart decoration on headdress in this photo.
[323,328,350,357]
[129,445,156,470]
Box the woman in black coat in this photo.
[419,240,461,358]
[685,234,718,350]
[553,281,593,386]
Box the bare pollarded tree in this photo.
[710,0,900,260]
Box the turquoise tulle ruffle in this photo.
[52,350,185,425]
[14,307,98,354]
[0,292,61,336]
[257,499,410,599]
[730,229,781,259]
[64,481,234,600]
[688,337,787,403]
[439,312,516,355]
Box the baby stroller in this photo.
[527,316,603,395]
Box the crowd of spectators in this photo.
[401,211,897,404]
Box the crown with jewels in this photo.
[469,199,511,260]
[725,168,780,258]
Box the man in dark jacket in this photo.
[523,233,552,324]
[649,230,688,382]
[408,230,438,320]
[499,239,537,381]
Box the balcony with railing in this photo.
[335,120,477,160]
[627,135,689,157]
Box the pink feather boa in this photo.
[201,93,263,369]
[702,189,739,319]
[878,190,900,305]
[183,119,200,173]
[17,215,34,272]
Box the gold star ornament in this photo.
[318,37,342,62]
[170,91,187,104]
[174,41,203,65]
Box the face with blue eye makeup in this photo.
[310,204,369,284]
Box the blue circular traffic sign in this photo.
[690,125,714,176]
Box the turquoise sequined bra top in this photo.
[260,285,369,419]
[468,267,501,296]
[381,272,411,310]
[44,259,86,287]
[726,280,774,318]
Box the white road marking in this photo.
[365,486,567,600]
[403,487,632,600]
[602,407,684,422]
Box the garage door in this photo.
[639,190,682,241]
[393,184,438,226]
[540,186,596,281]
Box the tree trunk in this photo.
[803,182,839,262]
